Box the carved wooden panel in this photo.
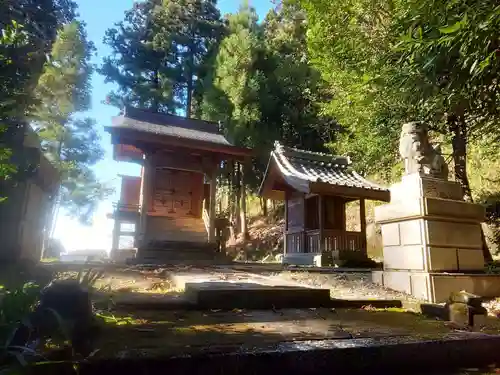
[152,169,203,218]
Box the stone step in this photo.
[145,240,217,252]
[184,282,332,309]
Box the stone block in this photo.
[184,282,332,309]
[383,246,425,271]
[419,177,463,200]
[381,222,400,247]
[400,220,423,246]
[426,221,482,249]
[432,275,477,303]
[390,173,464,201]
[410,273,431,301]
[428,247,458,271]
[457,249,485,270]
[372,270,384,285]
[375,199,423,223]
[425,198,485,221]
[383,271,411,295]
[283,253,322,267]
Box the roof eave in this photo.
[106,126,253,158]
[310,181,391,202]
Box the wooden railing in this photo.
[285,229,365,258]
[306,230,321,253]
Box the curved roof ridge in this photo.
[351,170,389,190]
[274,141,350,165]
[273,148,316,182]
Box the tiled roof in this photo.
[262,141,389,195]
[109,106,233,146]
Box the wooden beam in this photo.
[360,198,367,255]
[108,128,253,159]
[284,192,288,254]
[138,153,154,247]
[311,181,390,202]
[208,167,217,243]
[319,195,324,253]
[112,219,120,250]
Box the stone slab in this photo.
[184,282,332,309]
[68,333,500,375]
[391,173,464,201]
[283,253,322,266]
[373,270,500,303]
[426,220,483,249]
[375,198,484,224]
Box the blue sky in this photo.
[55,0,274,252]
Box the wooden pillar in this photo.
[208,165,217,243]
[318,195,324,252]
[112,218,120,251]
[139,154,154,247]
[302,195,307,253]
[360,198,367,254]
[284,193,288,254]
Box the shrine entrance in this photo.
[260,142,390,266]
[106,106,252,262]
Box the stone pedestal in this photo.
[373,173,500,302]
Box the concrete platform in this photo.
[33,308,500,374]
[75,334,500,375]
[184,282,332,309]
[373,270,500,303]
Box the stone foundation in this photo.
[372,270,500,303]
[374,173,498,303]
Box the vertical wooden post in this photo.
[139,153,153,247]
[360,198,367,255]
[302,195,307,253]
[318,195,324,253]
[112,218,120,251]
[284,192,288,254]
[208,164,217,243]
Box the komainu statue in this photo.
[399,122,448,180]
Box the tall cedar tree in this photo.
[153,0,226,117]
[1,0,77,200]
[202,2,333,191]
[100,0,225,115]
[33,21,109,225]
[100,0,178,113]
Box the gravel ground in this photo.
[274,271,421,302]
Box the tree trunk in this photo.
[152,68,159,112]
[260,197,268,216]
[234,161,242,235]
[240,162,248,240]
[449,113,492,263]
[228,161,236,240]
[449,114,472,202]
[186,39,194,118]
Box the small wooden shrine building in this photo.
[105,106,252,262]
[259,142,390,266]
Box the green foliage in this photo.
[300,0,500,192]
[202,1,334,191]
[100,0,178,112]
[0,0,77,203]
[75,268,104,289]
[153,0,226,116]
[33,21,110,224]
[0,282,41,335]
[101,0,225,115]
